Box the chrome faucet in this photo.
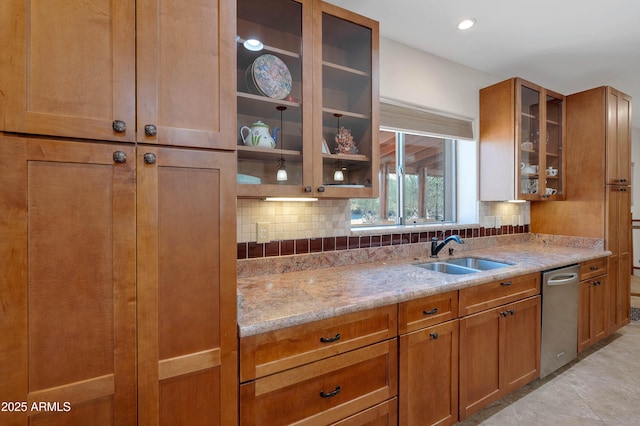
[430,235,464,258]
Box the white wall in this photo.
[379,38,499,121]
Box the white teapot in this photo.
[240,121,277,148]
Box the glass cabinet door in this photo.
[518,83,542,199]
[314,1,378,197]
[236,0,312,196]
[544,92,564,198]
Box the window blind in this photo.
[380,101,474,140]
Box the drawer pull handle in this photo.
[501,281,512,286]
[320,386,341,398]
[320,333,341,343]
[590,266,599,271]
[429,332,439,340]
[423,308,439,315]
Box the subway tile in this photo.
[323,237,336,251]
[295,239,309,254]
[370,235,381,247]
[281,240,295,256]
[248,242,264,258]
[237,242,247,260]
[410,233,419,244]
[359,236,371,248]
[310,238,323,253]
[336,236,348,251]
[265,241,280,257]
[348,236,360,249]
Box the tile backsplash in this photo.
[237,199,530,245]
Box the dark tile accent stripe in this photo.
[236,226,528,259]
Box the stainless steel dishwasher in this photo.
[540,264,580,378]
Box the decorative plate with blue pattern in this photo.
[251,54,292,100]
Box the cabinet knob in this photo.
[320,333,341,343]
[618,187,627,192]
[620,178,628,183]
[500,311,509,317]
[113,151,127,163]
[590,266,599,271]
[143,153,157,164]
[112,120,126,133]
[144,124,158,136]
[508,309,515,315]
[429,332,439,340]
[423,308,438,315]
[304,186,312,193]
[317,186,325,193]
[319,386,341,398]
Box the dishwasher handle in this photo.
[547,273,578,286]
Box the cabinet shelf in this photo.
[322,107,369,120]
[238,144,302,162]
[237,38,301,60]
[322,60,369,77]
[322,152,369,162]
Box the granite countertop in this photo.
[237,241,610,337]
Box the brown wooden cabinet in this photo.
[0,0,235,149]
[235,0,379,198]
[577,264,608,353]
[398,291,458,426]
[458,275,541,421]
[480,78,566,201]
[0,136,238,426]
[0,136,137,425]
[399,319,459,426]
[531,86,631,332]
[239,306,397,425]
[136,147,237,425]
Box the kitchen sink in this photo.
[415,262,479,275]
[414,257,512,274]
[445,257,512,270]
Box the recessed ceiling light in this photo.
[243,38,264,51]
[458,18,476,30]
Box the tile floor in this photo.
[459,323,640,425]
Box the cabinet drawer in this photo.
[240,305,397,381]
[240,340,398,426]
[459,272,540,316]
[580,257,608,281]
[331,398,397,426]
[398,290,458,334]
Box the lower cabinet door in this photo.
[399,320,458,426]
[240,340,397,426]
[459,308,501,420]
[501,296,540,393]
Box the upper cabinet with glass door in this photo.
[480,77,565,201]
[312,0,379,198]
[236,0,313,197]
[236,0,378,198]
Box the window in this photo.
[351,130,456,226]
[351,100,473,228]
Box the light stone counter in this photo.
[237,236,610,337]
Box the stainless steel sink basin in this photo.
[414,257,512,274]
[445,257,512,270]
[415,262,479,275]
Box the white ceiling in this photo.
[326,0,640,128]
